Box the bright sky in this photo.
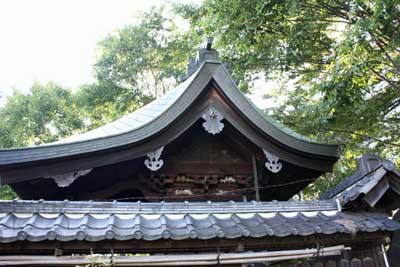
[0,0,275,109]
[0,0,194,99]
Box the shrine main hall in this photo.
[0,40,399,266]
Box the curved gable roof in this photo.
[0,61,339,181]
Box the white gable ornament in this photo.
[49,169,92,187]
[144,146,164,171]
[201,107,224,135]
[263,149,283,173]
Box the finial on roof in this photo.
[198,36,219,62]
[206,37,213,50]
[179,37,219,82]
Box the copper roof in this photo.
[0,62,339,181]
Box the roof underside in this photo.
[0,200,397,243]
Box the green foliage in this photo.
[0,8,196,199]
[1,1,399,200]
[74,82,150,129]
[0,82,84,200]
[0,7,197,147]
[177,0,334,91]
[0,82,83,148]
[0,186,17,200]
[179,0,400,197]
[95,7,200,99]
[73,7,201,129]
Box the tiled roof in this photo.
[336,166,387,206]
[322,154,400,209]
[0,200,398,243]
[0,199,339,214]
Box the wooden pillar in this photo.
[252,154,260,201]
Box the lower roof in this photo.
[322,154,400,210]
[0,200,398,243]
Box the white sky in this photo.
[0,0,275,109]
[0,0,182,97]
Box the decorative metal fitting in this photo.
[144,146,164,171]
[50,169,92,187]
[263,149,283,173]
[201,107,224,135]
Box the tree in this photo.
[94,7,200,100]
[178,0,400,196]
[74,82,151,129]
[2,1,398,199]
[0,7,197,199]
[0,82,83,148]
[0,82,84,199]
[73,7,200,129]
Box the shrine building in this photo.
[0,39,399,267]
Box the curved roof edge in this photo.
[0,61,339,167]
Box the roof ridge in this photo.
[0,199,339,214]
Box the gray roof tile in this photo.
[322,155,400,209]
[0,200,398,243]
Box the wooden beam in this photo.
[0,245,347,266]
[0,232,388,255]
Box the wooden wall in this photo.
[11,120,322,201]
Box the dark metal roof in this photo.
[321,154,400,209]
[0,200,398,243]
[0,62,338,170]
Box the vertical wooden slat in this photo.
[340,259,350,267]
[315,261,324,267]
[326,260,338,267]
[365,246,385,267]
[363,257,375,267]
[351,258,362,267]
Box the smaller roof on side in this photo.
[322,154,400,210]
